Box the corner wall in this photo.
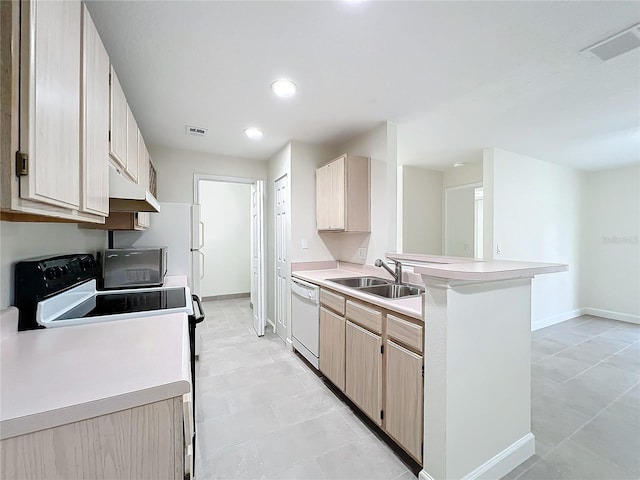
[580,165,640,322]
[0,222,106,308]
[483,148,583,328]
[400,165,443,255]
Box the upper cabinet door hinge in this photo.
[108,130,111,142]
[109,72,111,86]
[380,345,384,354]
[15,152,28,176]
[422,365,425,378]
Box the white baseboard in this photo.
[419,433,535,480]
[531,309,581,331]
[581,307,640,324]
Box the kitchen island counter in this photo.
[0,307,190,440]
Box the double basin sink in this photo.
[327,276,424,299]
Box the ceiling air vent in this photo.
[580,23,640,61]
[185,125,208,137]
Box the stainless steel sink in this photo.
[358,283,424,299]
[328,276,391,288]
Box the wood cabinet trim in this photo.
[387,314,423,353]
[346,299,382,334]
[320,288,346,316]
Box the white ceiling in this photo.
[86,1,640,171]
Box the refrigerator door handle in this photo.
[200,221,205,249]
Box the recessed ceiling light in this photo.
[244,127,263,140]
[271,79,297,98]
[453,162,465,168]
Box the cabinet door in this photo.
[316,164,330,230]
[80,4,109,216]
[126,105,139,182]
[328,155,345,230]
[109,66,127,170]
[319,307,345,391]
[137,131,149,189]
[385,340,423,462]
[345,320,382,426]
[19,0,81,209]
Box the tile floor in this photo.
[194,298,639,480]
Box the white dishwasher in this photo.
[291,278,320,369]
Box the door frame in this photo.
[193,173,267,335]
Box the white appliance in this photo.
[114,202,203,296]
[291,278,320,369]
[114,202,204,354]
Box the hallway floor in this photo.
[195,298,639,480]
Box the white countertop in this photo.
[0,305,191,440]
[292,268,423,320]
[386,253,568,282]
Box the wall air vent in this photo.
[185,125,208,137]
[580,23,640,61]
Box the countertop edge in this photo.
[0,380,190,440]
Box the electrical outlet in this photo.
[358,247,367,259]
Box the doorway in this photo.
[194,174,266,337]
[444,182,483,258]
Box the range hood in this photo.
[109,165,160,213]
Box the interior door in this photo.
[275,175,289,341]
[251,182,266,336]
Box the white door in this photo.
[275,175,289,341]
[251,182,266,336]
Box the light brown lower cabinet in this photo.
[0,396,190,480]
[385,339,424,462]
[345,320,383,426]
[319,306,346,391]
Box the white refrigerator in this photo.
[113,202,203,296]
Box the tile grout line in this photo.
[515,380,640,480]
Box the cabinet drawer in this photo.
[346,300,382,334]
[387,314,423,353]
[320,289,345,315]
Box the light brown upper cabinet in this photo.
[108,66,127,171]
[125,105,139,183]
[316,154,370,232]
[81,4,110,217]
[1,0,107,223]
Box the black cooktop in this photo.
[55,288,186,321]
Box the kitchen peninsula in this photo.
[293,254,567,480]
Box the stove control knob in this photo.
[45,268,56,280]
[52,267,63,279]
[60,266,69,275]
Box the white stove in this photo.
[36,279,192,328]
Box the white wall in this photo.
[150,145,267,203]
[401,165,443,254]
[483,148,582,328]
[199,181,251,297]
[581,165,640,322]
[443,160,483,188]
[0,222,106,308]
[290,141,335,263]
[322,122,397,265]
[266,144,291,331]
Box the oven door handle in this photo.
[191,294,206,324]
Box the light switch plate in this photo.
[301,239,309,249]
[358,247,367,259]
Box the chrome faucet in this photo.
[375,259,403,284]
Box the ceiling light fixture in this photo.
[453,162,465,168]
[244,127,263,140]
[271,79,297,98]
